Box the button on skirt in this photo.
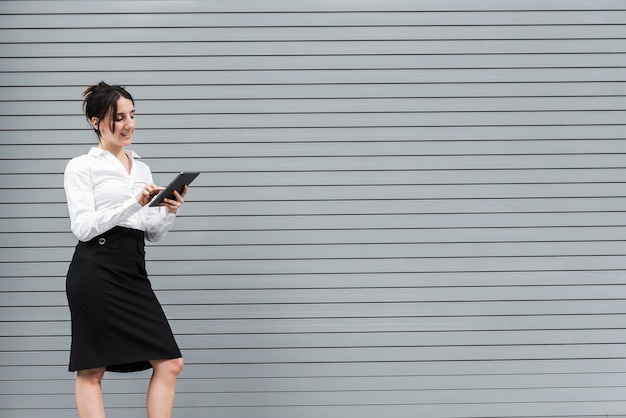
[66,226,181,372]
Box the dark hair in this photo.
[82,81,134,138]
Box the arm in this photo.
[144,186,188,242]
[64,159,143,242]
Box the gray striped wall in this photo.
[2,0,626,417]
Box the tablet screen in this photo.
[148,172,199,207]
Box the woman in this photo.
[64,82,185,418]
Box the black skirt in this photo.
[66,226,181,373]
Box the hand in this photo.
[162,185,188,214]
[137,183,164,206]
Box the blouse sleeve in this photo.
[64,158,142,242]
[144,192,180,242]
[145,207,177,242]
[143,168,177,242]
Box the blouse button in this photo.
[98,238,106,245]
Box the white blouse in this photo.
[64,147,176,242]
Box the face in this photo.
[92,97,135,151]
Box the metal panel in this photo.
[2,10,626,29]
[3,82,626,102]
[2,0,626,417]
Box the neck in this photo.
[99,143,126,157]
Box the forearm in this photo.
[69,196,143,242]
[145,209,177,242]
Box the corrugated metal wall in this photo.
[2,0,626,417]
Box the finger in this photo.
[165,198,182,208]
[162,199,181,213]
[172,189,186,203]
[149,187,164,199]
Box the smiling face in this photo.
[92,97,135,152]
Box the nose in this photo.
[124,116,135,128]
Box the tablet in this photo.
[149,171,199,207]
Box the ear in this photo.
[90,117,99,131]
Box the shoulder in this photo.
[65,147,104,176]
[66,147,112,172]
[65,153,91,174]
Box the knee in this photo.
[77,367,105,385]
[153,357,184,377]
[170,357,184,375]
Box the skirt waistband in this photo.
[83,226,145,246]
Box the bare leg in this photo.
[147,358,184,418]
[75,367,106,418]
